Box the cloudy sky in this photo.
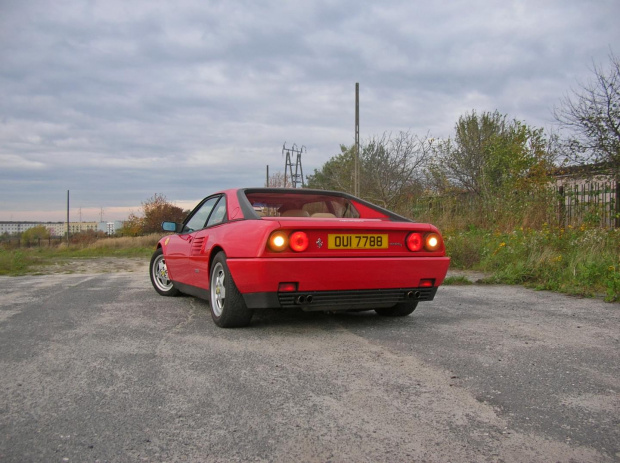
[1,0,618,222]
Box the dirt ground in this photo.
[32,257,149,275]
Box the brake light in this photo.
[268,231,288,252]
[406,233,423,252]
[289,231,309,252]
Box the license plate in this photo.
[328,234,389,249]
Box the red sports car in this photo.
[150,188,450,327]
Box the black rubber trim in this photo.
[171,281,210,301]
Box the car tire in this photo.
[375,302,418,317]
[209,252,253,328]
[150,248,180,297]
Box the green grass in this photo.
[0,235,160,276]
[2,228,619,303]
[444,225,620,302]
[442,275,473,286]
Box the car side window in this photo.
[185,196,220,232]
[206,197,227,227]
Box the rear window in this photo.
[245,192,360,219]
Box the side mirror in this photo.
[162,221,180,233]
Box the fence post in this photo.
[558,185,565,228]
[615,181,620,228]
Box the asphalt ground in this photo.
[0,266,618,462]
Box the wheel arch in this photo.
[208,245,225,275]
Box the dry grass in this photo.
[86,234,163,250]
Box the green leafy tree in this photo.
[307,145,355,193]
[428,111,554,198]
[21,226,50,243]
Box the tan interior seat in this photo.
[280,209,310,217]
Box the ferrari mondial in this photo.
[150,188,450,328]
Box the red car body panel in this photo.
[155,188,450,311]
[226,257,450,293]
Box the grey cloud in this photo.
[1,0,619,219]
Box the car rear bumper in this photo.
[243,286,438,310]
[226,256,450,309]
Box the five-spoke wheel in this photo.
[149,248,179,296]
[209,252,253,328]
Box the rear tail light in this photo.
[406,233,423,252]
[289,231,309,252]
[424,233,441,251]
[268,231,309,252]
[268,231,288,252]
[406,232,443,252]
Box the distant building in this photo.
[0,221,125,237]
[0,221,62,236]
[97,221,124,235]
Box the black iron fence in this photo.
[412,180,619,229]
[557,180,619,228]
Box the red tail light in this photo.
[406,233,423,252]
[289,231,309,252]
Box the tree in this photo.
[142,194,187,234]
[554,52,620,176]
[267,171,291,188]
[306,145,355,193]
[121,194,187,235]
[21,226,50,243]
[307,131,431,212]
[361,132,431,210]
[427,111,554,198]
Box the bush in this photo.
[445,225,620,301]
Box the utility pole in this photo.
[355,82,360,197]
[266,165,269,187]
[66,190,70,245]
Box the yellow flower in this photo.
[609,266,616,272]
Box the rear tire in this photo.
[209,252,253,328]
[150,248,180,297]
[375,302,418,317]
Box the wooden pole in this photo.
[355,83,360,197]
[66,190,70,245]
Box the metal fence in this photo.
[557,180,619,228]
[412,180,619,229]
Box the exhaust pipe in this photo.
[296,295,314,305]
[406,291,421,300]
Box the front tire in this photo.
[150,248,180,297]
[209,252,253,328]
[375,302,418,317]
